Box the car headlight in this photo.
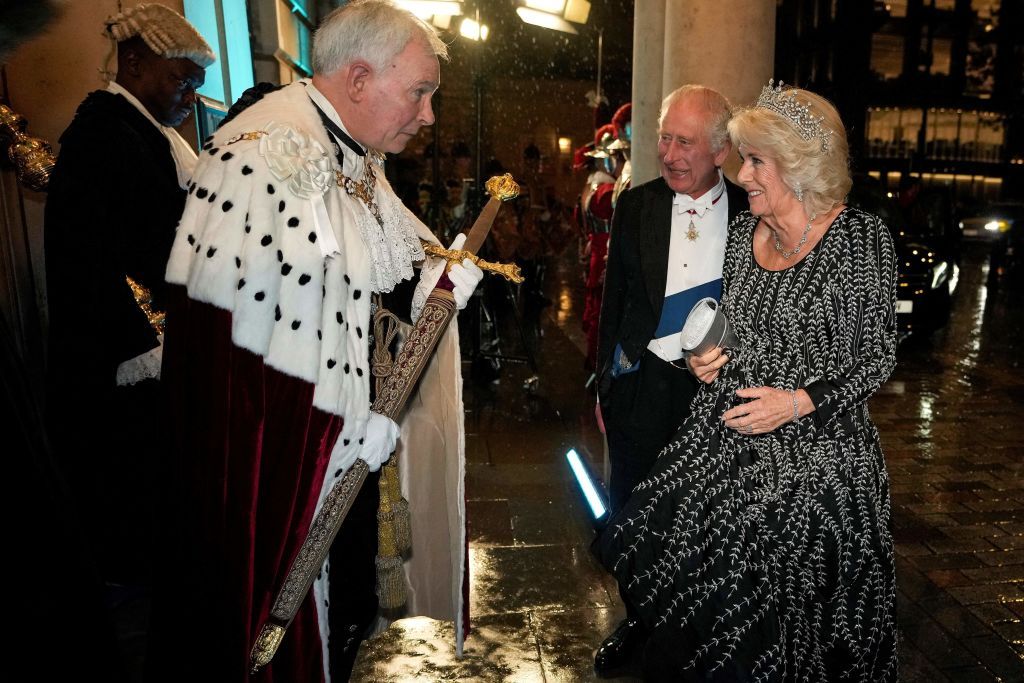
[931,261,948,289]
[984,219,1010,232]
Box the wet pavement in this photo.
[355,250,625,681]
[354,244,1024,681]
[876,247,1024,682]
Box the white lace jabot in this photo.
[302,80,425,294]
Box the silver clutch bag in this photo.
[679,297,738,356]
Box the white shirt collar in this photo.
[107,81,163,131]
[672,170,726,217]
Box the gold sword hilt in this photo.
[422,243,525,284]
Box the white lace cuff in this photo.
[411,257,446,323]
[116,335,163,386]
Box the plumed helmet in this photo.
[585,124,617,158]
[573,142,595,170]
[611,103,632,132]
[610,103,632,149]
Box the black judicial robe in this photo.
[44,90,186,582]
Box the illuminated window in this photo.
[866,109,895,156]
[870,34,904,81]
[925,109,959,160]
[966,0,1001,96]
[868,108,1005,163]
[959,110,980,159]
[928,37,952,76]
[183,0,256,106]
[276,0,314,80]
[866,108,922,159]
[972,0,1001,21]
[883,0,907,18]
[954,111,1006,163]
[976,112,1005,163]
[183,0,256,141]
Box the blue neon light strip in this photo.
[566,448,608,519]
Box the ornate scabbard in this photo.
[250,175,519,673]
[251,458,370,672]
[372,289,458,420]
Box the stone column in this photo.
[659,0,776,179]
[630,0,666,185]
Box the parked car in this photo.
[959,202,1024,282]
[848,176,959,338]
[958,201,1022,242]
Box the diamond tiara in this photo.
[755,80,834,152]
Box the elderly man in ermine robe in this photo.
[147,3,482,681]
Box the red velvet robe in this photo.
[149,291,335,681]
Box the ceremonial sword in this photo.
[250,174,521,672]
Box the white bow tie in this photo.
[676,195,712,217]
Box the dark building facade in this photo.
[775,0,1023,203]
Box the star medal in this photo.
[686,219,700,241]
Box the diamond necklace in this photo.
[771,213,816,259]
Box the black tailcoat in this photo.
[596,175,748,512]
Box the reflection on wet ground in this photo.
[877,246,1024,682]
[354,245,1023,681]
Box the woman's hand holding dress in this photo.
[722,386,813,434]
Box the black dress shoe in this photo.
[594,618,646,677]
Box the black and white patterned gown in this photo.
[595,207,899,681]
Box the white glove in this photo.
[445,233,484,310]
[359,411,400,473]
[412,233,485,321]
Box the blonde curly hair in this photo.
[728,88,851,218]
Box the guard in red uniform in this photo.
[581,124,620,371]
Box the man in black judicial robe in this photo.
[43,4,212,584]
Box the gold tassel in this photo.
[376,454,407,610]
[372,298,411,609]
[391,495,412,554]
[375,555,406,609]
[382,458,412,553]
[377,479,397,556]
[376,467,407,608]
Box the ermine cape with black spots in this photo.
[151,81,466,682]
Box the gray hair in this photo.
[312,0,449,76]
[659,85,733,153]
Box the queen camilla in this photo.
[595,82,899,681]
